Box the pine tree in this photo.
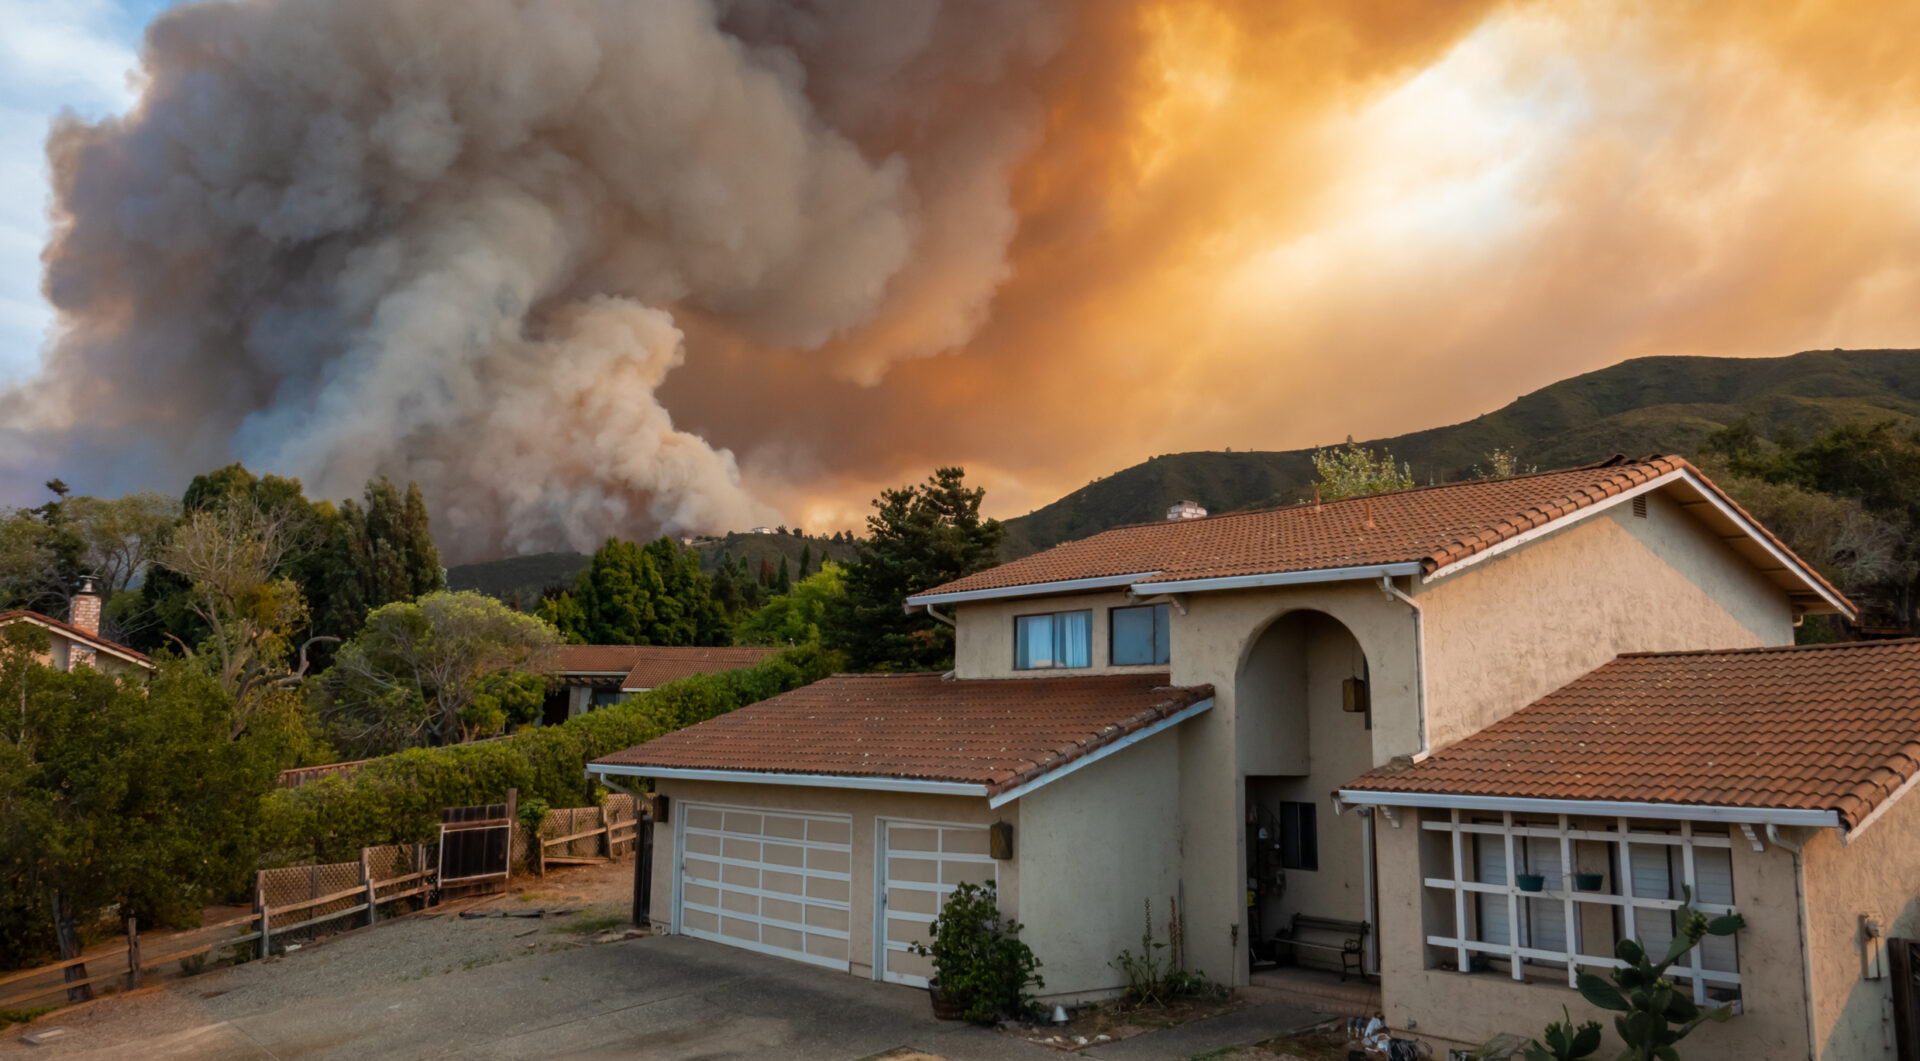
[776,556,792,595]
[798,544,813,579]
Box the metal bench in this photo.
[1277,913,1370,981]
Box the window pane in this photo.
[1111,607,1157,664]
[1695,848,1738,972]
[1475,836,1511,946]
[1057,611,1092,668]
[1281,801,1318,871]
[1153,604,1170,664]
[1015,614,1054,669]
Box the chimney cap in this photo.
[77,575,98,596]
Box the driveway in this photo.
[3,869,1330,1060]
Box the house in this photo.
[588,456,1912,1058]
[0,578,153,678]
[542,644,776,725]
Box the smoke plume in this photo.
[6,1,1918,557]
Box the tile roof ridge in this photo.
[0,608,155,664]
[1613,637,1920,660]
[1080,455,1684,536]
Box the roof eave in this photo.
[986,695,1215,808]
[906,571,1160,607]
[1336,788,1844,829]
[586,763,990,799]
[1133,563,1424,596]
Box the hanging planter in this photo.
[1575,872,1605,891]
[1516,873,1546,893]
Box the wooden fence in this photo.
[0,844,433,1010]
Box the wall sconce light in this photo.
[1343,678,1370,714]
[990,821,1015,860]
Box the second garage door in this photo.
[876,820,999,986]
[677,802,852,969]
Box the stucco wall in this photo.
[953,589,1171,679]
[1802,791,1920,1059]
[1418,492,1795,749]
[1373,815,1814,1060]
[1017,730,1185,1000]
[648,781,1017,981]
[1169,580,1422,985]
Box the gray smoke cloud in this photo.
[4,0,1062,558]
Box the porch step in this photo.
[1244,967,1381,1016]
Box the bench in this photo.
[1277,913,1370,981]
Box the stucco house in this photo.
[588,456,1919,1059]
[0,578,153,678]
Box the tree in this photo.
[798,544,813,579]
[0,633,280,985]
[736,563,846,646]
[1309,437,1415,500]
[538,537,729,646]
[314,591,560,753]
[775,556,792,595]
[827,467,1004,671]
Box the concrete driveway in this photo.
[3,902,1329,1060]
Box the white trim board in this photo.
[589,764,988,799]
[1129,564,1423,596]
[1336,788,1842,829]
[905,572,1159,607]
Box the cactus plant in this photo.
[1574,885,1746,1061]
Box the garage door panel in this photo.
[879,821,1000,987]
[678,802,852,972]
[808,819,851,845]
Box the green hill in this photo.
[448,532,858,606]
[999,348,1920,555]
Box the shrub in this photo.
[258,645,840,862]
[910,881,1042,1024]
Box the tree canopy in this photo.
[313,590,560,754]
[736,563,846,647]
[827,467,1003,671]
[536,536,729,646]
[1309,437,1416,500]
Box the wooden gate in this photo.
[438,788,516,893]
[1893,937,1920,1061]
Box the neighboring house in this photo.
[0,578,153,678]
[589,457,1914,1059]
[542,644,776,725]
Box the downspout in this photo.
[1770,824,1818,1059]
[1379,575,1431,763]
[918,604,958,679]
[921,604,955,628]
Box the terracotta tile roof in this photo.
[620,646,778,691]
[913,457,1848,613]
[0,609,155,667]
[548,644,776,690]
[591,672,1214,796]
[1344,639,1920,829]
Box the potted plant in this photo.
[910,881,1043,1024]
[1517,873,1546,892]
[1574,872,1605,891]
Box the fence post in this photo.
[601,805,613,859]
[255,875,271,960]
[360,848,378,927]
[125,917,140,990]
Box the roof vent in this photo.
[1632,495,1648,519]
[1166,500,1208,520]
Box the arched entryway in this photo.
[1237,609,1375,973]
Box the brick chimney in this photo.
[71,577,102,636]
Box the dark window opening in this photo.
[1279,801,1318,871]
[1110,603,1171,666]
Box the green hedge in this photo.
[260,644,841,863]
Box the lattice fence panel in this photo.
[259,860,365,942]
[365,845,430,902]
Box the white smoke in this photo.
[4,0,1062,558]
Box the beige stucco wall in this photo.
[1802,791,1920,1059]
[1373,815,1815,1060]
[1417,491,1795,749]
[1016,729,1185,1001]
[954,589,1171,679]
[649,780,1017,981]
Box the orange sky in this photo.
[670,0,1920,534]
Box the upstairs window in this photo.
[1015,611,1091,669]
[1110,604,1172,666]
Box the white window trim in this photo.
[1422,810,1739,1005]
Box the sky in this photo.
[2,1,1917,561]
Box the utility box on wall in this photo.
[990,821,1014,860]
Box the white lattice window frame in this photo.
[1422,809,1740,1005]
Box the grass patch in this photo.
[0,1007,53,1030]
[556,913,627,936]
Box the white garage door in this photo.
[677,803,852,969]
[876,820,999,986]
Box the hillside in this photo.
[999,348,1920,555]
[448,532,858,606]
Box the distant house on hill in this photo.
[542,644,777,725]
[0,578,153,678]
